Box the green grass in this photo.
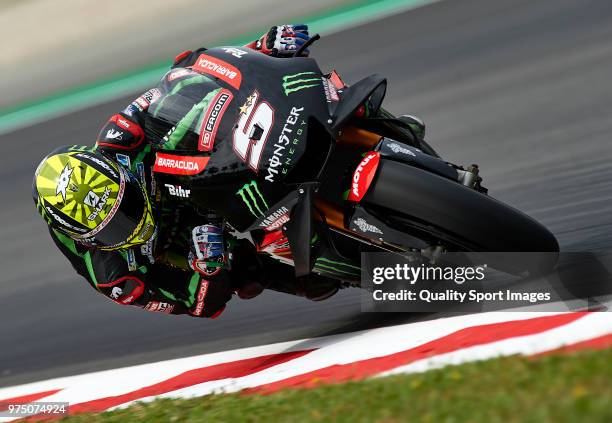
[58,348,612,423]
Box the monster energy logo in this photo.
[282,72,320,96]
[236,180,269,218]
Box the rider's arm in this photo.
[95,88,159,152]
[187,219,267,300]
[49,228,231,318]
[171,24,311,69]
[244,24,310,56]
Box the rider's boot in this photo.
[259,255,340,301]
[236,281,265,299]
[264,273,339,301]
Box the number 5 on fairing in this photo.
[232,91,275,171]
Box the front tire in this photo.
[363,159,559,274]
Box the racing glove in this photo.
[188,224,227,277]
[248,24,310,57]
[188,277,231,318]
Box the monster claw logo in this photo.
[56,163,74,202]
[236,180,269,218]
[282,72,320,96]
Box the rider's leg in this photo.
[258,254,341,301]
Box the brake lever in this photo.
[293,33,321,57]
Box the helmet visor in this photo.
[77,167,155,250]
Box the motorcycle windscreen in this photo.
[144,71,235,152]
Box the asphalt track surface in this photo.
[1,0,612,387]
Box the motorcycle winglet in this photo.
[283,182,318,277]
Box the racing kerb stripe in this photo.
[58,350,315,416]
[246,313,587,394]
[2,311,609,419]
[0,389,63,410]
[0,0,442,135]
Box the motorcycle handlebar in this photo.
[293,33,321,57]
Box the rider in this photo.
[32,25,367,319]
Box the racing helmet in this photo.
[33,146,155,250]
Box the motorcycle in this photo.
[150,35,559,284]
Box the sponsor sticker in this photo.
[45,206,85,233]
[56,163,73,202]
[353,217,383,234]
[126,249,138,271]
[134,88,162,111]
[259,206,290,230]
[192,280,209,316]
[348,152,380,202]
[322,78,340,102]
[198,89,233,151]
[264,106,304,183]
[236,180,269,218]
[116,117,135,132]
[115,154,131,168]
[192,54,242,90]
[122,103,140,117]
[136,162,146,188]
[135,97,149,110]
[75,153,118,179]
[153,153,210,175]
[144,301,174,314]
[387,142,416,157]
[329,70,346,90]
[110,287,123,299]
[86,186,112,221]
[106,129,123,140]
[164,184,191,198]
[167,68,198,82]
[140,228,156,264]
[282,72,320,96]
[222,47,248,58]
[83,190,101,208]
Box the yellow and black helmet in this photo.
[33,146,155,250]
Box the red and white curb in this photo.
[1,311,611,421]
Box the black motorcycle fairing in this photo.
[329,74,387,136]
[375,138,459,181]
[146,47,337,232]
[283,182,318,277]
